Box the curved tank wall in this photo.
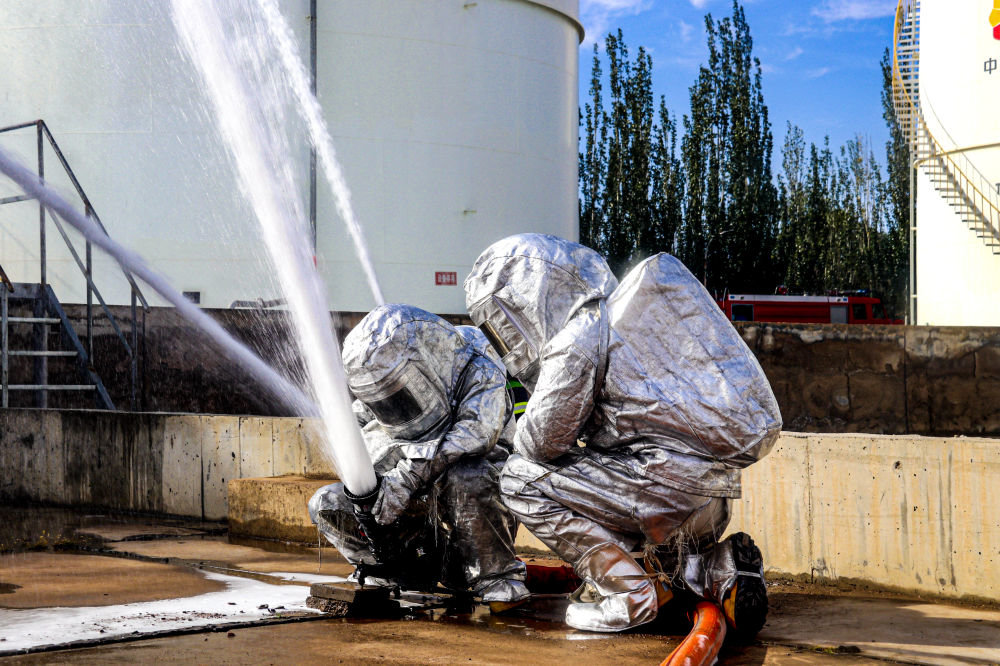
[0,0,580,314]
[916,0,1000,325]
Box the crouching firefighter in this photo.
[464,234,782,636]
[308,304,529,606]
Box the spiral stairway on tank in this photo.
[893,0,1000,253]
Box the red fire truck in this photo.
[717,292,901,325]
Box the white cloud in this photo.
[579,0,651,47]
[581,0,647,11]
[812,0,896,22]
[806,66,832,78]
[689,0,711,7]
[667,55,703,72]
[679,19,694,43]
[785,46,804,61]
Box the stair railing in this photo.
[893,1,1000,248]
[0,119,149,410]
[892,0,1000,324]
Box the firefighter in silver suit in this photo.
[308,304,528,604]
[464,233,782,634]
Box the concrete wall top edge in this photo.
[8,407,1000,446]
[781,430,1000,444]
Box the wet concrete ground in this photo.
[1,507,999,665]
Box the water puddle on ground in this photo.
[0,569,329,654]
[0,505,222,555]
[0,506,618,656]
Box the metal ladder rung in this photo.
[7,384,95,391]
[6,316,60,325]
[8,350,77,357]
[0,194,35,205]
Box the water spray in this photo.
[0,147,312,417]
[171,0,377,495]
[254,0,385,307]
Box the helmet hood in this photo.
[342,304,473,439]
[464,234,617,388]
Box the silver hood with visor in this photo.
[464,233,618,392]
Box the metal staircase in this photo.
[1,279,114,408]
[893,0,1000,253]
[0,120,149,410]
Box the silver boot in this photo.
[565,542,658,632]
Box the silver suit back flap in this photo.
[606,254,782,467]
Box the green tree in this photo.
[779,130,898,303]
[801,143,830,293]
[578,3,907,308]
[650,100,684,256]
[579,44,606,251]
[775,122,808,287]
[678,1,777,294]
[578,30,677,276]
[880,48,910,318]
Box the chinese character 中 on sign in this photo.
[435,271,457,286]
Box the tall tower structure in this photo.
[893,0,1000,325]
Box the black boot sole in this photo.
[727,531,767,641]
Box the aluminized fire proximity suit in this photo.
[308,304,528,603]
[464,234,782,631]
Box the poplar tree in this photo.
[880,48,910,317]
[579,44,605,251]
[650,100,684,256]
[577,2,908,309]
[678,1,777,294]
[579,30,673,276]
[775,123,808,286]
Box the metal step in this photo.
[8,350,77,357]
[7,384,95,391]
[0,194,35,206]
[6,316,60,325]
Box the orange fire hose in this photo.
[660,601,727,666]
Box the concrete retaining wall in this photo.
[228,476,333,544]
[729,432,1000,601]
[43,306,1000,435]
[2,409,998,601]
[0,409,335,520]
[737,323,1000,436]
[9,305,468,414]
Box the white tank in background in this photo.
[913,0,1000,325]
[0,0,582,313]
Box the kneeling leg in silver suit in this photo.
[436,456,528,602]
[500,450,732,631]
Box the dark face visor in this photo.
[364,387,424,426]
[478,321,511,357]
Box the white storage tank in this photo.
[0,0,582,314]
[915,0,1000,325]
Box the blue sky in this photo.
[578,0,898,165]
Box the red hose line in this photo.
[660,601,727,666]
